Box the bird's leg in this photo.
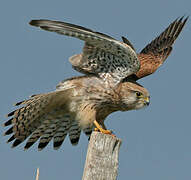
[93,120,115,136]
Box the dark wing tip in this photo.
[29,19,49,27]
[11,139,22,148]
[140,16,188,54]
[3,118,13,127]
[180,15,189,22]
[4,127,13,135]
[29,94,40,98]
[70,137,80,146]
[38,142,49,151]
[121,36,127,42]
[53,141,64,150]
[29,20,41,27]
[14,100,25,106]
[7,135,15,143]
[121,36,135,51]
[24,141,36,150]
[6,110,17,117]
[174,15,189,37]
[182,15,189,28]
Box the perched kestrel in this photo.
[3,16,187,150]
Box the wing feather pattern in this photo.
[29,19,140,84]
[135,16,188,79]
[3,89,88,150]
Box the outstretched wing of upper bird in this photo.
[29,19,140,85]
[122,16,188,80]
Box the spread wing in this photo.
[124,16,188,80]
[29,19,140,85]
[3,89,85,150]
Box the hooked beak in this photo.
[144,96,150,106]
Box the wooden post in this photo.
[82,131,122,180]
[35,168,39,180]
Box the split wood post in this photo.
[82,131,122,180]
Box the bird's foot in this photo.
[93,120,115,137]
[94,127,112,134]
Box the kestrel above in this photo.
[3,16,188,150]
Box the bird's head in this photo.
[117,81,150,111]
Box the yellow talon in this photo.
[94,127,112,134]
[93,120,115,136]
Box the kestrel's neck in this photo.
[95,103,119,122]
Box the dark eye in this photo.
[136,92,142,97]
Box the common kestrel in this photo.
[3,16,187,150]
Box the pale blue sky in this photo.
[1,0,191,180]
